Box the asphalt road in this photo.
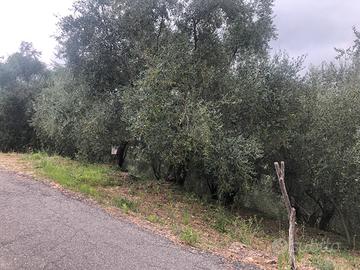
[0,169,261,270]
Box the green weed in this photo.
[212,208,231,233]
[230,216,263,245]
[180,226,199,246]
[79,184,100,197]
[310,256,335,270]
[113,197,138,213]
[146,214,161,224]
[182,211,191,225]
[277,250,289,270]
[29,152,48,160]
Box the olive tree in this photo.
[0,42,47,151]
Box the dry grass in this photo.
[0,152,359,270]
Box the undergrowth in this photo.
[14,152,359,269]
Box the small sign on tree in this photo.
[111,146,119,155]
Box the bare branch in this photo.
[274,161,297,270]
[274,162,291,216]
[289,207,297,270]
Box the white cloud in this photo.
[0,0,74,64]
[271,0,360,67]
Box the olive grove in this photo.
[0,0,360,243]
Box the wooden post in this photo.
[289,208,296,270]
[274,161,296,270]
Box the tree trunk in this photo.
[116,142,128,168]
[151,158,162,180]
[336,207,352,247]
[318,207,335,231]
[175,163,187,186]
[206,178,218,200]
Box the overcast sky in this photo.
[0,0,359,68]
[272,0,360,68]
[0,0,73,64]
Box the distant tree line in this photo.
[1,0,359,244]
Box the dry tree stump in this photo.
[275,161,296,270]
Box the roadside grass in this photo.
[310,256,335,270]
[180,226,199,246]
[112,196,139,213]
[27,152,110,199]
[1,152,358,269]
[146,214,162,224]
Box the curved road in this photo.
[0,170,260,270]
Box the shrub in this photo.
[180,226,199,246]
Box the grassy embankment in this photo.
[0,152,359,270]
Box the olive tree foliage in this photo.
[47,0,308,207]
[32,69,127,161]
[292,31,360,240]
[31,71,82,156]
[56,0,181,92]
[46,0,184,162]
[123,41,263,198]
[50,0,277,179]
[0,42,47,151]
[122,0,282,204]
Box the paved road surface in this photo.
[0,170,260,270]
